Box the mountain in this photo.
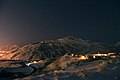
[0,36,110,61]
[0,45,19,52]
[115,41,120,47]
[114,41,120,52]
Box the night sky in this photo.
[0,0,120,44]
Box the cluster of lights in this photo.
[71,52,117,60]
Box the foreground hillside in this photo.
[0,36,110,61]
[14,53,120,80]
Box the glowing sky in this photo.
[0,0,120,44]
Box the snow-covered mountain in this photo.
[0,36,110,61]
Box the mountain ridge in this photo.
[0,36,118,61]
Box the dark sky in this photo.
[0,0,120,44]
